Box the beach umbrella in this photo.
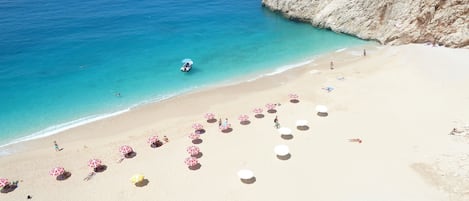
[0,178,9,188]
[315,105,328,113]
[192,123,203,131]
[295,120,309,127]
[49,167,65,177]
[289,94,299,100]
[204,113,215,120]
[182,58,193,65]
[274,145,290,156]
[88,159,102,169]
[184,157,199,167]
[253,108,263,114]
[238,114,249,122]
[188,132,201,140]
[147,136,160,144]
[278,127,292,135]
[266,103,276,110]
[130,174,145,184]
[119,145,133,155]
[237,169,254,180]
[186,145,200,156]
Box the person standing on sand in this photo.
[274,116,280,129]
[363,49,366,56]
[54,141,61,151]
[218,118,222,127]
[330,61,334,70]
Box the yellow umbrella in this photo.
[130,174,144,184]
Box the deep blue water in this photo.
[0,0,365,147]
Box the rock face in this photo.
[262,0,469,48]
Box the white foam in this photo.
[0,108,130,149]
[335,48,347,52]
[0,89,200,152]
[246,59,315,82]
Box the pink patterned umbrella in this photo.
[0,178,9,187]
[238,115,249,122]
[289,94,299,100]
[184,157,199,167]
[192,123,204,131]
[49,167,65,176]
[188,132,201,140]
[147,136,160,144]
[253,108,263,114]
[204,113,215,120]
[186,145,200,156]
[266,103,276,110]
[119,145,133,155]
[88,159,102,169]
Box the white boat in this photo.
[180,58,193,72]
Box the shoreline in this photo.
[0,43,375,154]
[1,43,468,201]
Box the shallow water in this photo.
[0,0,366,146]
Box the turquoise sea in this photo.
[0,0,366,148]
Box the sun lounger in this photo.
[83,172,96,181]
[116,157,124,163]
[321,87,334,92]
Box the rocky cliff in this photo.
[262,0,469,48]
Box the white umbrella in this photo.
[278,127,292,135]
[315,105,328,113]
[237,169,254,180]
[274,145,289,156]
[295,120,308,127]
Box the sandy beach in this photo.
[1,44,468,201]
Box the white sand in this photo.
[1,44,468,201]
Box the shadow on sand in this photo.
[135,179,149,187]
[240,177,256,184]
[317,112,328,117]
[189,163,202,170]
[150,141,164,148]
[276,153,291,160]
[192,139,203,144]
[290,99,299,103]
[254,114,264,118]
[192,152,203,158]
[280,134,294,140]
[57,171,72,181]
[124,152,137,159]
[267,109,277,114]
[207,119,217,123]
[0,184,17,194]
[240,120,251,125]
[94,165,107,173]
[296,126,309,131]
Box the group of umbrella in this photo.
[185,94,328,184]
[0,93,330,191]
